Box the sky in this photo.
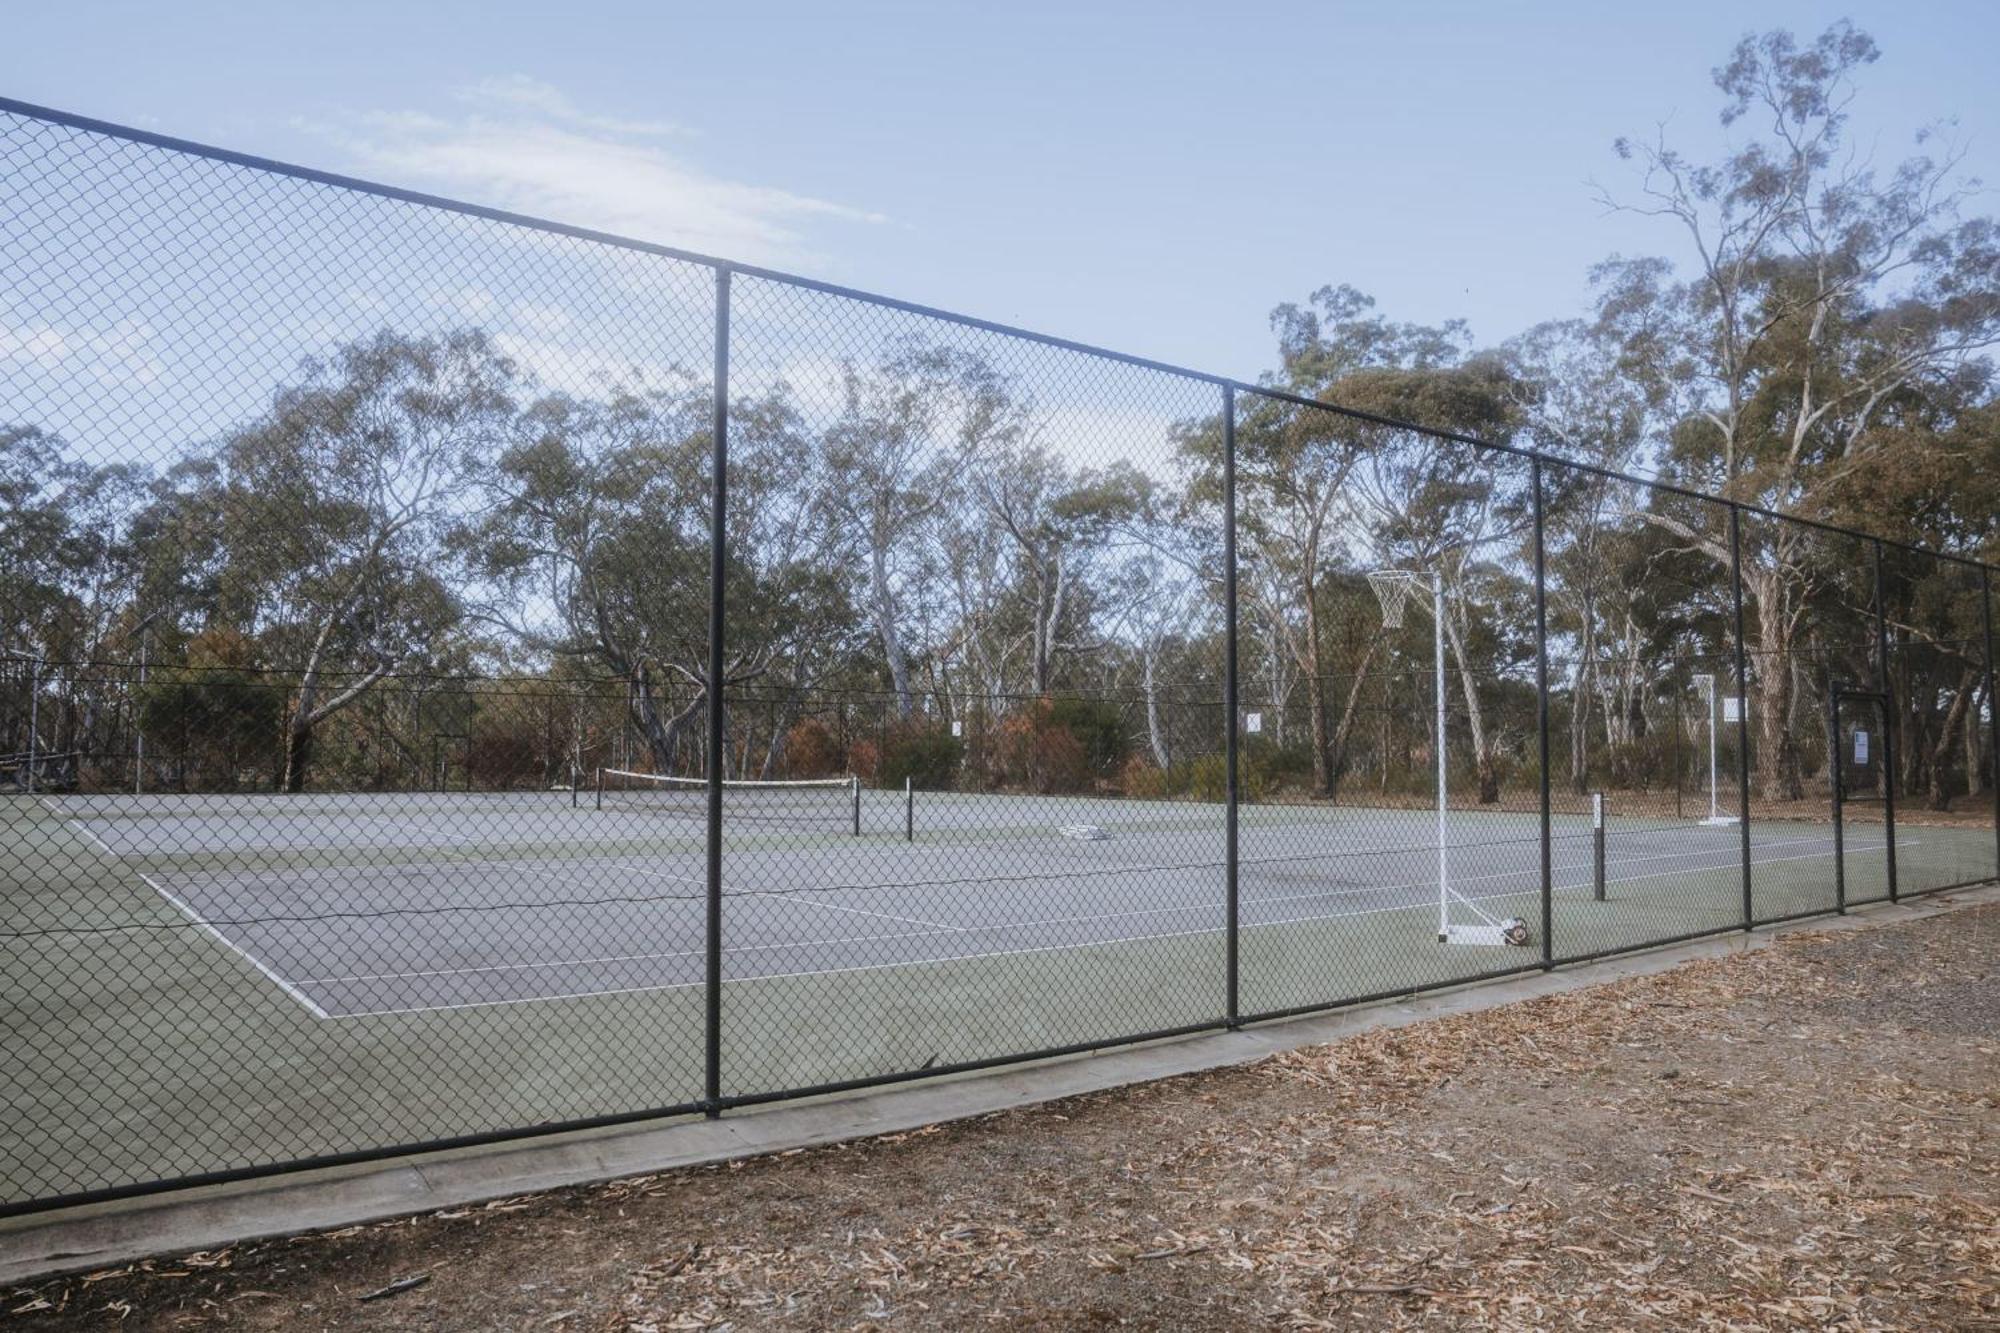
[5,0,1998,384]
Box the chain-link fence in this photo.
[4,98,1997,1215]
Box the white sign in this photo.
[1245,712,1263,734]
[1853,730,1870,764]
[1721,697,1742,723]
[951,720,963,738]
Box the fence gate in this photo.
[1830,688,1894,908]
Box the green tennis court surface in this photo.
[4,789,1991,1203]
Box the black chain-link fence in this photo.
[4,98,1997,1214]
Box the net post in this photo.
[1871,539,1898,902]
[1222,383,1240,1028]
[1728,505,1753,928]
[904,775,913,843]
[1592,792,1606,901]
[595,765,605,812]
[851,775,861,837]
[703,263,731,1118]
[1533,456,1552,966]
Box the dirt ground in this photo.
[6,901,1996,1331]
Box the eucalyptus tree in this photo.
[1338,363,1530,805]
[818,339,1023,719]
[1593,21,2000,798]
[161,331,514,790]
[467,375,836,776]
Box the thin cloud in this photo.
[456,75,692,140]
[303,81,888,266]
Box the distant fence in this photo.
[2,97,1996,1216]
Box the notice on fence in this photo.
[1854,731,1870,764]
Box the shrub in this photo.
[1046,696,1129,777]
[994,699,1093,794]
[784,717,843,778]
[1117,751,1265,803]
[879,722,963,790]
[1121,755,1169,798]
[847,738,881,784]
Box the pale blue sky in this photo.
[6,1,1997,381]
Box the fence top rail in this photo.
[2,94,1992,578]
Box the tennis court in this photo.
[32,785,1924,1019]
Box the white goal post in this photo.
[1689,674,1738,826]
[1369,570,1529,948]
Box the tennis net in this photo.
[595,768,861,834]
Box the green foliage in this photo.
[1119,752,1267,803]
[993,701,1092,794]
[1045,696,1128,777]
[877,722,963,790]
[783,718,844,779]
[134,629,285,789]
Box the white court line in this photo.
[289,831,1920,1000]
[56,813,331,1021]
[329,877,1541,1019]
[748,890,962,931]
[308,836,1907,1018]
[1234,830,1882,917]
[309,833,1900,993]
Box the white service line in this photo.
[61,817,330,1021]
[313,833,1902,1004]
[747,891,963,931]
[230,819,1909,1017]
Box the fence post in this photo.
[1532,457,1552,966]
[1728,506,1753,928]
[704,265,731,1115]
[1829,686,1846,912]
[1222,384,1240,1027]
[1872,539,1898,902]
[1983,565,1999,881]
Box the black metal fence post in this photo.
[1984,564,2000,880]
[1222,384,1241,1027]
[704,265,731,1116]
[1829,688,1846,912]
[1872,540,1899,902]
[1984,566,2000,880]
[1729,506,1753,927]
[1533,457,1552,966]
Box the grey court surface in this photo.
[43,789,1896,1020]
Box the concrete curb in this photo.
[5,883,1994,1286]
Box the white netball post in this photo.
[1690,674,1737,826]
[1368,569,1528,948]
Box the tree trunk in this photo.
[1750,568,1804,803]
[1441,589,1499,805]
[1321,638,1382,803]
[1568,657,1593,796]
[869,541,914,719]
[632,662,703,775]
[1142,646,1170,769]
[1926,667,1977,811]
[282,713,313,794]
[1303,584,1333,796]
